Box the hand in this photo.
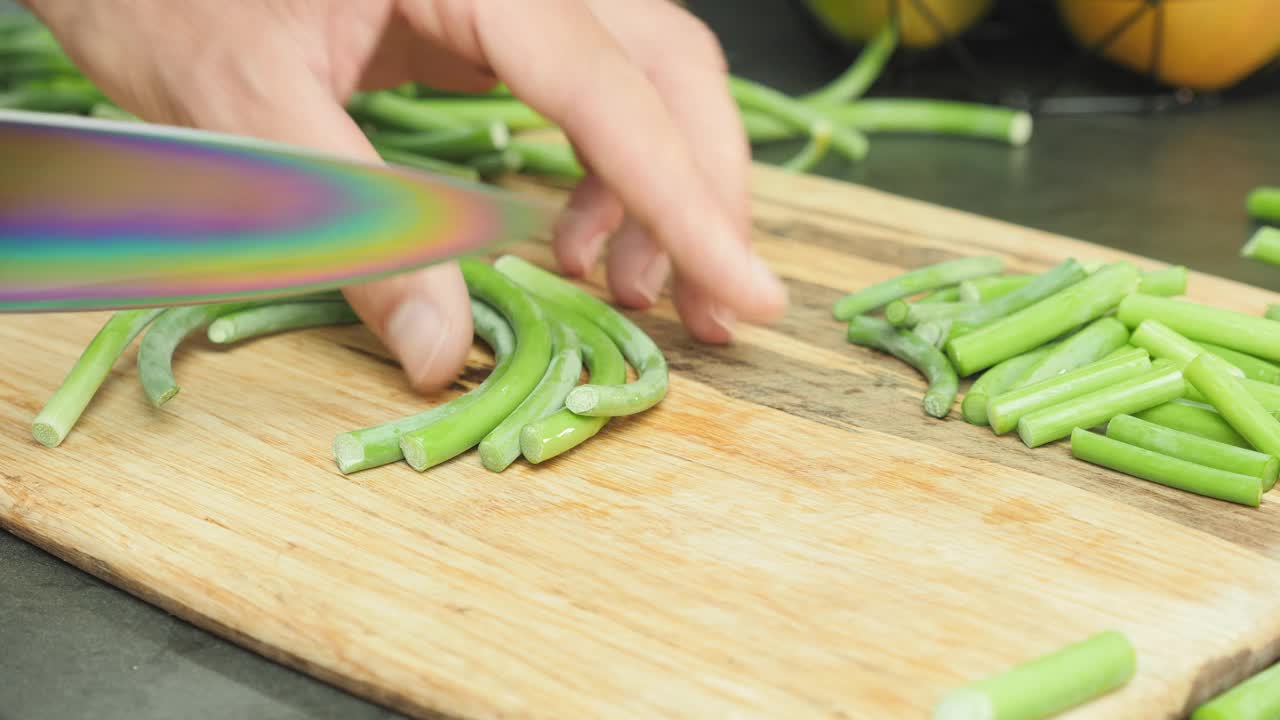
[23,0,788,391]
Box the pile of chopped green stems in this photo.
[34,255,663,474]
[0,14,1032,180]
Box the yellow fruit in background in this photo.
[803,0,995,49]
[1056,0,1280,90]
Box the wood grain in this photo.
[4,163,1280,719]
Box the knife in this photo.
[0,109,556,313]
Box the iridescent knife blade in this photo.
[0,109,556,312]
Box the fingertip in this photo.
[673,280,735,345]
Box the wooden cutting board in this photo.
[4,164,1280,720]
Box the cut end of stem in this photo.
[519,426,549,464]
[207,320,234,344]
[332,434,365,475]
[1008,112,1033,147]
[489,120,511,149]
[884,301,910,326]
[960,394,988,426]
[565,386,599,415]
[932,689,993,720]
[31,421,63,448]
[1241,226,1280,260]
[477,440,516,473]
[924,392,952,419]
[150,386,179,408]
[400,437,429,472]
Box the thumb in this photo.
[179,74,474,393]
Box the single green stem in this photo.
[942,258,1090,343]
[207,301,358,344]
[885,300,979,328]
[742,100,1033,146]
[729,76,869,162]
[477,316,583,472]
[467,149,525,178]
[1191,659,1280,720]
[1242,226,1280,267]
[508,139,585,179]
[1016,359,1184,448]
[933,630,1136,720]
[332,299,513,474]
[781,118,833,172]
[365,122,510,160]
[847,316,958,418]
[0,76,103,111]
[917,287,962,304]
[372,145,481,181]
[1135,401,1251,449]
[1071,428,1261,507]
[398,98,549,130]
[32,309,165,447]
[987,347,1151,435]
[832,256,1003,321]
[520,308,627,464]
[137,302,266,407]
[958,275,1032,304]
[801,18,897,106]
[1198,343,1280,384]
[960,344,1056,426]
[1106,414,1278,489]
[398,260,553,471]
[347,91,470,131]
[1010,316,1130,390]
[1246,186,1280,224]
[1184,352,1280,471]
[494,255,669,417]
[946,262,1138,377]
[1137,266,1187,297]
[1117,293,1280,363]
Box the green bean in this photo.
[960,344,1056,426]
[958,275,1032,304]
[946,262,1138,377]
[801,18,897,107]
[987,348,1151,435]
[1106,415,1278,489]
[1247,186,1280,224]
[943,258,1090,343]
[1184,352,1280,470]
[398,261,553,471]
[493,255,668,417]
[477,317,583,472]
[206,301,358,344]
[1241,226,1280,267]
[347,91,468,131]
[933,630,1135,720]
[1117,294,1280,362]
[1135,401,1251,449]
[1071,428,1261,507]
[371,145,481,181]
[395,98,549,131]
[917,287,962,304]
[137,301,268,407]
[467,149,525,179]
[1010,317,1130,390]
[1192,659,1280,720]
[781,118,833,173]
[1137,266,1188,296]
[728,75,869,163]
[1127,318,1243,402]
[1016,359,1184,448]
[508,139,585,179]
[885,300,978,328]
[743,100,1034,146]
[0,76,103,111]
[365,122,509,160]
[847,316,958,418]
[1197,343,1280,384]
[1240,378,1280,413]
[332,299,513,474]
[520,309,628,464]
[832,256,1003,321]
[32,309,165,447]
[915,319,953,349]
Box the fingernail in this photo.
[386,298,448,387]
[635,254,670,305]
[576,231,608,274]
[709,303,737,340]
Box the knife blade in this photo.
[0,109,556,313]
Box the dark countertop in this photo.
[2,2,1278,719]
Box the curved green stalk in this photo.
[847,316,958,418]
[207,301,359,344]
[32,309,164,447]
[494,255,668,417]
[332,299,514,474]
[729,75,868,162]
[833,256,1003,321]
[520,309,627,464]
[137,301,266,407]
[801,18,897,106]
[396,261,553,471]
[781,118,833,172]
[477,317,583,472]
